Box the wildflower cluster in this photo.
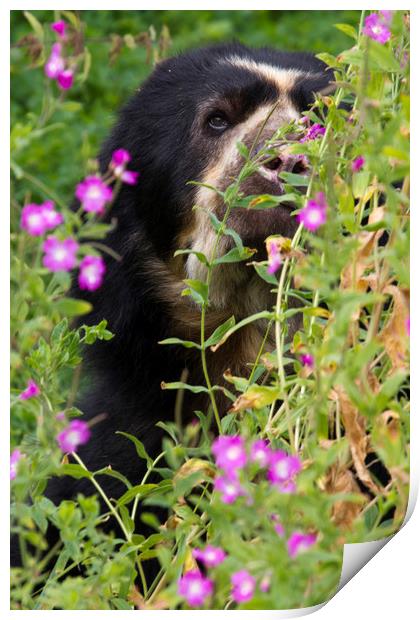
[176,435,319,608]
[44,21,74,90]
[18,147,138,293]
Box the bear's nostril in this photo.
[263,156,282,171]
[291,158,307,174]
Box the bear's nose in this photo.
[262,152,307,175]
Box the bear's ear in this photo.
[291,73,336,111]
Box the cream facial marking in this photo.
[223,56,315,93]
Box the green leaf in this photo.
[204,316,236,348]
[316,52,339,68]
[334,23,358,40]
[160,381,209,394]
[182,279,208,305]
[213,246,256,265]
[116,484,158,507]
[174,249,209,267]
[94,467,132,489]
[236,141,249,159]
[55,298,93,317]
[159,337,201,350]
[279,172,310,186]
[252,262,278,285]
[116,432,153,467]
[210,310,273,351]
[368,40,401,73]
[24,11,44,41]
[58,464,92,480]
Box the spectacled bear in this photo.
[16,42,334,564]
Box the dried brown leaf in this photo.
[325,464,365,528]
[329,386,380,493]
[379,285,410,371]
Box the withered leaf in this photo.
[329,386,380,493]
[379,285,410,371]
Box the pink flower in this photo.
[211,435,247,472]
[296,192,328,232]
[57,69,74,90]
[120,170,139,185]
[51,21,67,38]
[363,13,391,44]
[10,449,24,480]
[78,255,106,291]
[351,156,365,173]
[110,149,139,185]
[42,236,79,272]
[300,123,326,143]
[21,204,47,236]
[192,545,226,568]
[75,176,113,214]
[44,48,65,79]
[300,353,314,368]
[214,475,245,504]
[267,450,301,489]
[21,202,63,236]
[56,419,91,453]
[287,532,317,558]
[250,439,271,468]
[270,514,285,537]
[111,149,131,167]
[56,411,66,421]
[267,240,282,275]
[231,570,256,603]
[39,201,64,230]
[19,379,40,400]
[178,570,213,607]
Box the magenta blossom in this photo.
[212,435,247,472]
[362,13,391,44]
[120,170,139,185]
[44,47,65,79]
[351,156,365,173]
[110,149,139,185]
[56,411,66,421]
[19,379,40,400]
[178,570,213,607]
[250,439,272,468]
[56,419,91,453]
[10,449,24,481]
[287,532,317,558]
[57,69,74,90]
[111,149,131,167]
[300,123,326,143]
[42,237,79,272]
[300,353,314,368]
[21,204,48,236]
[267,240,282,275]
[21,202,63,236]
[231,570,256,604]
[267,450,302,490]
[296,192,327,232]
[192,545,226,568]
[78,255,106,291]
[51,21,67,38]
[214,475,245,504]
[75,176,113,214]
[40,201,64,230]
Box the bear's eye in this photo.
[207,114,229,132]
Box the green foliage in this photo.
[11,9,409,611]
